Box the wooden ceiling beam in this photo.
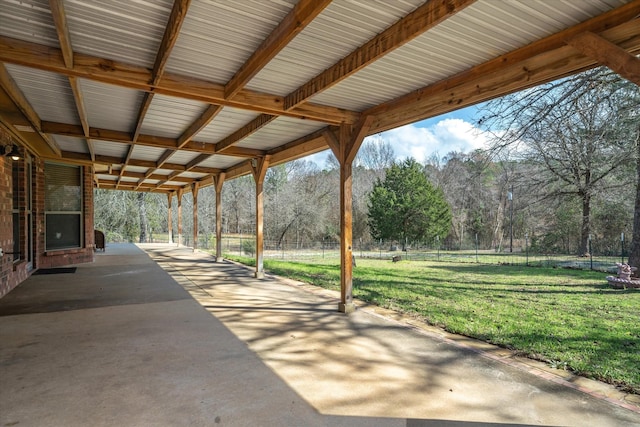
[366,5,640,133]
[96,179,181,192]
[0,36,358,125]
[0,64,61,156]
[99,168,198,183]
[48,0,73,68]
[41,120,264,159]
[151,0,191,86]
[224,0,331,99]
[50,0,95,162]
[130,0,191,177]
[566,31,640,85]
[177,104,223,148]
[284,0,475,110]
[215,114,277,153]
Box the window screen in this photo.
[45,163,82,250]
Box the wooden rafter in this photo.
[366,5,640,133]
[0,64,61,156]
[177,104,223,148]
[129,0,192,188]
[49,0,95,161]
[284,0,475,110]
[60,150,221,174]
[0,36,358,125]
[48,0,73,68]
[224,0,332,99]
[40,121,265,158]
[116,145,135,189]
[215,114,277,153]
[566,31,640,86]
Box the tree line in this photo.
[95,66,640,259]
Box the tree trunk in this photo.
[580,191,591,256]
[138,192,148,243]
[628,133,640,268]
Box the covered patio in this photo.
[1,243,640,426]
[0,0,639,308]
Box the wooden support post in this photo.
[214,173,225,262]
[167,191,173,244]
[192,181,199,251]
[177,187,183,246]
[250,156,271,278]
[326,116,373,313]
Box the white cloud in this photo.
[378,118,490,162]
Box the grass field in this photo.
[223,254,640,394]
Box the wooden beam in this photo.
[284,0,475,110]
[337,124,354,313]
[250,155,271,278]
[215,114,277,153]
[41,120,267,158]
[130,1,190,149]
[116,145,135,189]
[0,36,358,125]
[95,179,180,191]
[566,31,640,85]
[366,4,640,133]
[224,0,332,99]
[177,104,223,148]
[214,172,225,261]
[177,187,184,246]
[345,115,374,165]
[167,192,174,244]
[132,92,155,143]
[99,168,200,183]
[0,64,61,156]
[192,181,199,250]
[49,0,73,68]
[152,0,191,86]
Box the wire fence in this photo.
[215,236,627,273]
[107,231,628,273]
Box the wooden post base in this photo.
[338,302,356,314]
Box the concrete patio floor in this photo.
[1,243,640,427]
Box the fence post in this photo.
[588,234,592,270]
[475,233,478,263]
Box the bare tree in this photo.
[478,68,638,255]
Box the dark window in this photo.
[45,163,82,251]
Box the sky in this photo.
[311,104,492,167]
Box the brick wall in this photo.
[0,127,96,298]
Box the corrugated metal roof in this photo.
[311,0,632,110]
[197,155,242,170]
[247,0,424,95]
[0,0,638,194]
[236,116,326,151]
[0,0,59,48]
[165,150,200,164]
[92,141,129,158]
[64,0,172,68]
[130,144,167,162]
[5,64,79,125]
[52,135,87,154]
[80,79,143,132]
[165,0,296,83]
[141,94,207,139]
[194,107,261,143]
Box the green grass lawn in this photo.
[224,254,640,394]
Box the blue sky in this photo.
[311,103,490,167]
[375,103,491,163]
